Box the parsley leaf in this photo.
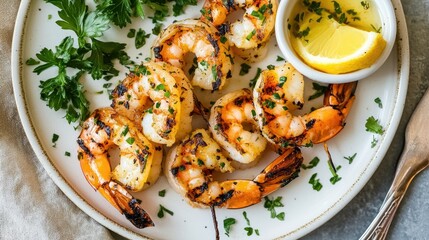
[263,196,285,220]
[135,28,151,49]
[157,204,174,218]
[87,38,128,80]
[308,82,328,100]
[374,97,383,108]
[39,69,89,123]
[172,0,198,16]
[309,173,323,191]
[327,160,342,185]
[223,218,236,237]
[301,156,320,169]
[365,116,384,134]
[53,0,110,47]
[371,135,378,148]
[249,67,262,89]
[344,153,357,164]
[239,63,251,76]
[96,0,134,28]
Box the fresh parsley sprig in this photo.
[30,0,134,124]
[32,37,90,123]
[95,0,197,29]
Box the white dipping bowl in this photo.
[275,0,397,84]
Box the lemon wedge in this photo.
[291,11,386,74]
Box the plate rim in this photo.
[10,0,409,239]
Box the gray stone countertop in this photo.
[303,0,429,239]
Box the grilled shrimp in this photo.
[77,108,155,228]
[151,19,233,91]
[209,89,267,166]
[253,63,357,148]
[164,129,303,209]
[111,62,183,146]
[201,0,278,61]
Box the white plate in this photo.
[11,0,409,239]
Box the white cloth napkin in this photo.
[0,1,115,239]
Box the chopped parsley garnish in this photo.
[242,211,259,236]
[251,10,265,21]
[327,160,342,185]
[267,64,275,70]
[361,1,370,10]
[199,60,208,70]
[264,99,276,109]
[197,159,204,166]
[371,24,382,33]
[308,82,328,100]
[127,28,136,38]
[239,63,251,76]
[65,151,71,156]
[304,0,323,15]
[126,137,135,145]
[296,26,310,39]
[155,84,165,91]
[121,125,129,136]
[157,204,174,218]
[278,76,287,87]
[371,135,378,148]
[276,55,285,61]
[158,189,166,197]
[249,67,262,89]
[301,156,320,169]
[52,133,59,147]
[365,116,384,134]
[152,22,163,35]
[211,65,218,82]
[246,29,256,40]
[374,97,383,108]
[223,218,236,237]
[134,28,151,49]
[309,173,323,191]
[263,196,285,221]
[344,153,357,164]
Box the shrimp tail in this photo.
[253,147,303,197]
[325,81,357,117]
[103,182,155,229]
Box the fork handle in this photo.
[359,188,405,240]
[360,148,425,240]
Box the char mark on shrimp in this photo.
[217,23,230,36]
[188,182,209,199]
[77,138,93,158]
[305,119,316,129]
[213,189,235,206]
[223,0,235,11]
[124,198,155,228]
[95,118,112,137]
[153,46,163,60]
[112,83,128,97]
[207,34,220,57]
[211,66,223,91]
